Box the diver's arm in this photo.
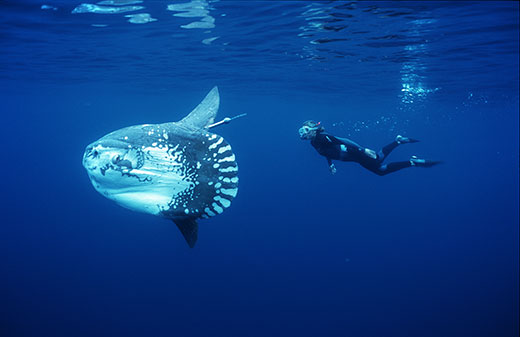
[328,134,367,157]
[332,135,377,159]
[320,132,362,150]
[331,135,362,149]
[327,157,336,175]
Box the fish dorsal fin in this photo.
[179,86,219,129]
[173,218,198,248]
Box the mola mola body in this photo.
[82,87,238,247]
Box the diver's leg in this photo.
[371,161,413,176]
[410,156,443,167]
[359,158,402,176]
[372,157,441,175]
[377,135,420,161]
[378,141,399,161]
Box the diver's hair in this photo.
[302,120,324,132]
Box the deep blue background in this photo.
[1,1,518,337]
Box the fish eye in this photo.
[111,155,121,165]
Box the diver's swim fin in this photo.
[396,135,420,144]
[173,218,198,248]
[410,156,443,167]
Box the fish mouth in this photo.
[82,158,96,172]
[82,143,99,169]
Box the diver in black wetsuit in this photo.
[299,120,441,176]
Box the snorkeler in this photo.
[299,120,441,175]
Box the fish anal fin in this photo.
[173,218,198,248]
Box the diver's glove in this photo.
[329,163,337,175]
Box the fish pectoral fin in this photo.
[173,218,198,248]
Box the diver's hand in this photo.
[329,163,336,175]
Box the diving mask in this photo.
[299,126,312,139]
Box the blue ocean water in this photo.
[0,1,518,336]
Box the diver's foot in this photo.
[396,135,420,144]
[410,155,442,167]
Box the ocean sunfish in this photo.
[82,86,239,247]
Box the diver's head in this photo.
[299,120,323,140]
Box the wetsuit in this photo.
[310,130,412,176]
